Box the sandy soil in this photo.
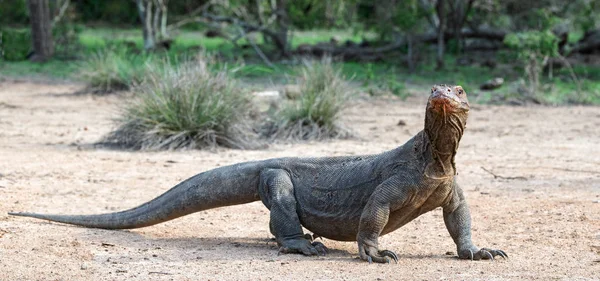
[0,79,598,281]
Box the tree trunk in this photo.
[136,0,156,50]
[435,0,446,70]
[451,0,463,54]
[407,34,415,73]
[157,0,168,40]
[28,0,54,62]
[274,0,289,56]
[153,0,161,41]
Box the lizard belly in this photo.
[292,170,381,241]
[296,187,367,241]
[299,212,362,241]
[295,183,376,241]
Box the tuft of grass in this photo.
[79,48,152,93]
[263,57,352,140]
[102,56,259,150]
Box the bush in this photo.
[263,58,352,140]
[79,48,151,93]
[504,30,559,97]
[0,0,28,26]
[102,56,258,150]
[1,28,31,61]
[53,23,84,59]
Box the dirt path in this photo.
[0,80,598,280]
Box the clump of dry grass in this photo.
[102,56,259,150]
[262,57,353,140]
[79,48,151,93]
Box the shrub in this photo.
[53,23,84,59]
[79,48,151,93]
[1,28,31,61]
[102,56,258,150]
[504,30,559,96]
[263,57,352,140]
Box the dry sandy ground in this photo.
[0,79,598,281]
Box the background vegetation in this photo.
[0,0,599,148]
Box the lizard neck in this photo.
[421,113,464,179]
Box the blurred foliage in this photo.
[0,0,29,26]
[504,31,559,58]
[1,0,599,105]
[504,29,559,98]
[75,0,138,25]
[0,28,31,61]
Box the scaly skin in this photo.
[9,85,507,263]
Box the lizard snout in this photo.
[429,87,461,112]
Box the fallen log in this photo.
[294,28,509,61]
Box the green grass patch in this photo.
[290,29,368,48]
[0,59,79,79]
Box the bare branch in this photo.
[234,23,274,67]
[167,0,213,31]
[51,0,70,27]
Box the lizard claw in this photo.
[459,247,507,261]
[481,248,508,260]
[379,250,399,263]
[362,248,399,264]
[496,250,508,259]
[312,241,328,256]
[277,237,329,257]
[358,238,398,264]
[481,249,494,261]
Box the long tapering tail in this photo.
[9,162,263,229]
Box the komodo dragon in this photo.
[9,85,507,263]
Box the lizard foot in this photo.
[278,238,328,256]
[459,247,508,261]
[359,243,398,264]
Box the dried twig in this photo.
[149,271,173,275]
[481,167,527,180]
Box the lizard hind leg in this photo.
[259,169,327,256]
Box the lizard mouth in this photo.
[429,92,462,113]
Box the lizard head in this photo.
[425,85,469,130]
[427,85,470,115]
[423,85,469,176]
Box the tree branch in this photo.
[51,0,70,27]
[234,23,274,67]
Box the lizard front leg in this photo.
[356,178,404,263]
[443,183,508,260]
[259,169,327,256]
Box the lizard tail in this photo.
[8,162,262,229]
